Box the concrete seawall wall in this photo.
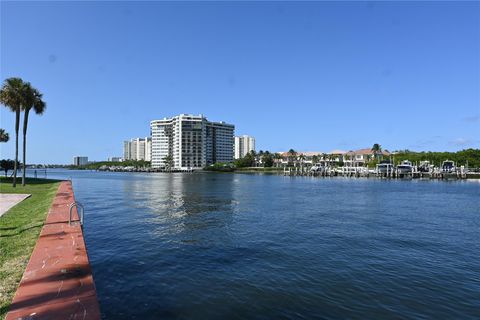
[6,181,100,319]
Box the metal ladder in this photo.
[69,202,84,227]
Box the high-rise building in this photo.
[73,156,88,166]
[150,114,234,169]
[145,138,152,162]
[234,135,255,159]
[132,138,144,160]
[123,137,151,161]
[123,141,131,160]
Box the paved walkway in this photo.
[0,194,31,217]
[6,181,100,319]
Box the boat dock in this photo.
[283,166,477,179]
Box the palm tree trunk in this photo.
[22,109,30,186]
[13,109,20,187]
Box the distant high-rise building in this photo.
[132,138,144,160]
[123,141,131,160]
[108,157,122,162]
[145,138,152,162]
[123,137,151,161]
[73,156,88,166]
[150,114,234,169]
[234,135,255,159]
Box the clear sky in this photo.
[1,1,479,164]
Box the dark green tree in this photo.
[262,153,274,167]
[0,128,9,143]
[1,159,16,177]
[163,154,174,169]
[234,152,255,168]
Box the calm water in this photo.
[40,169,480,319]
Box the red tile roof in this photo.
[346,148,391,156]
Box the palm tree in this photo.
[0,128,9,142]
[298,153,306,170]
[0,78,25,187]
[257,150,264,167]
[322,153,328,166]
[273,153,283,167]
[371,143,382,161]
[346,151,354,167]
[163,154,174,170]
[22,83,46,186]
[287,149,297,166]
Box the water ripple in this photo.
[43,170,480,319]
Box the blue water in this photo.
[39,169,480,319]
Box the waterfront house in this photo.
[344,148,391,166]
[277,152,329,166]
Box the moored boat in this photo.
[397,160,413,175]
[376,161,394,175]
[418,161,433,173]
[442,160,456,173]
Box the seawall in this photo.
[6,181,100,319]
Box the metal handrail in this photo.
[69,202,84,226]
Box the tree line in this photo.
[74,160,151,170]
[234,150,278,168]
[392,149,480,168]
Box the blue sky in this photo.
[1,1,479,164]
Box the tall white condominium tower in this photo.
[150,114,234,169]
[234,135,255,159]
[123,137,152,161]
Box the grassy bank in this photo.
[0,178,60,319]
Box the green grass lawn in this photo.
[0,177,61,319]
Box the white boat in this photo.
[397,160,413,175]
[377,162,394,174]
[418,161,433,173]
[442,160,456,173]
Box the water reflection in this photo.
[122,173,237,243]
